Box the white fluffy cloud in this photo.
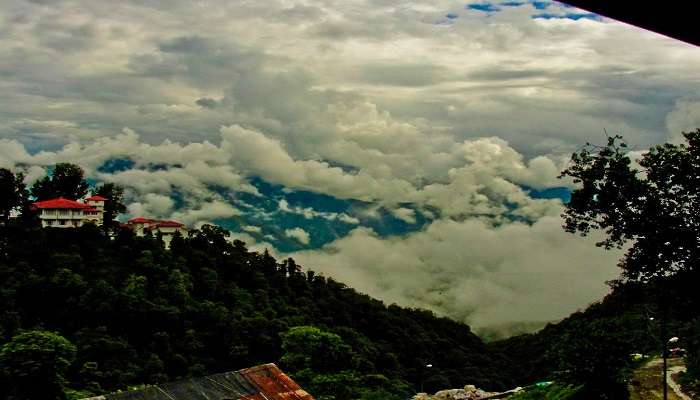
[0,124,570,224]
[666,100,700,143]
[291,216,624,328]
[171,201,241,226]
[242,225,262,234]
[392,207,417,224]
[285,227,311,245]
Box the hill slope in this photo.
[0,223,515,399]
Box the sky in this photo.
[1,0,699,331]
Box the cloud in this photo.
[285,227,311,245]
[1,0,698,330]
[665,99,700,143]
[392,208,417,224]
[276,199,359,225]
[242,225,262,233]
[220,124,418,202]
[127,193,175,218]
[291,216,623,328]
[171,201,241,226]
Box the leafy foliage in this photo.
[280,326,412,399]
[0,168,27,223]
[0,221,512,398]
[559,129,700,282]
[492,275,700,399]
[549,318,632,399]
[31,163,89,201]
[93,183,127,229]
[0,330,76,400]
[510,383,581,400]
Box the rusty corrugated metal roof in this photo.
[84,363,314,400]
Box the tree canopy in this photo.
[93,183,127,229]
[0,330,76,400]
[559,129,700,282]
[0,222,511,399]
[31,163,90,201]
[0,169,27,223]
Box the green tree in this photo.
[31,163,90,201]
[280,326,355,374]
[559,129,700,398]
[0,330,77,400]
[0,168,27,223]
[549,319,632,399]
[93,183,127,229]
[559,129,700,282]
[682,319,700,382]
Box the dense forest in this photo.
[3,217,699,400]
[0,221,516,400]
[494,276,700,398]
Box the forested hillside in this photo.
[0,222,514,399]
[491,270,700,398]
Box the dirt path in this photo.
[629,357,693,400]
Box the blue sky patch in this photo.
[97,158,135,173]
[533,12,600,21]
[525,186,571,203]
[467,3,501,12]
[212,177,435,252]
[530,1,549,10]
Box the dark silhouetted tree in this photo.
[559,129,700,282]
[0,330,76,400]
[559,129,700,398]
[93,183,127,229]
[31,163,90,201]
[0,168,27,223]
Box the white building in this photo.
[126,217,188,248]
[32,196,106,228]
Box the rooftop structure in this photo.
[83,363,314,400]
[126,217,188,248]
[32,197,105,228]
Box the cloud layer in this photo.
[291,216,623,328]
[1,0,698,329]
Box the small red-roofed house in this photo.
[32,197,104,228]
[126,217,187,248]
[85,195,107,212]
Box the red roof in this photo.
[86,195,107,201]
[93,363,314,400]
[154,220,184,228]
[128,217,155,224]
[33,197,93,210]
[128,217,184,228]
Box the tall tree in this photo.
[31,163,90,201]
[559,129,700,399]
[559,129,700,282]
[0,330,77,400]
[0,168,27,223]
[93,183,127,228]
